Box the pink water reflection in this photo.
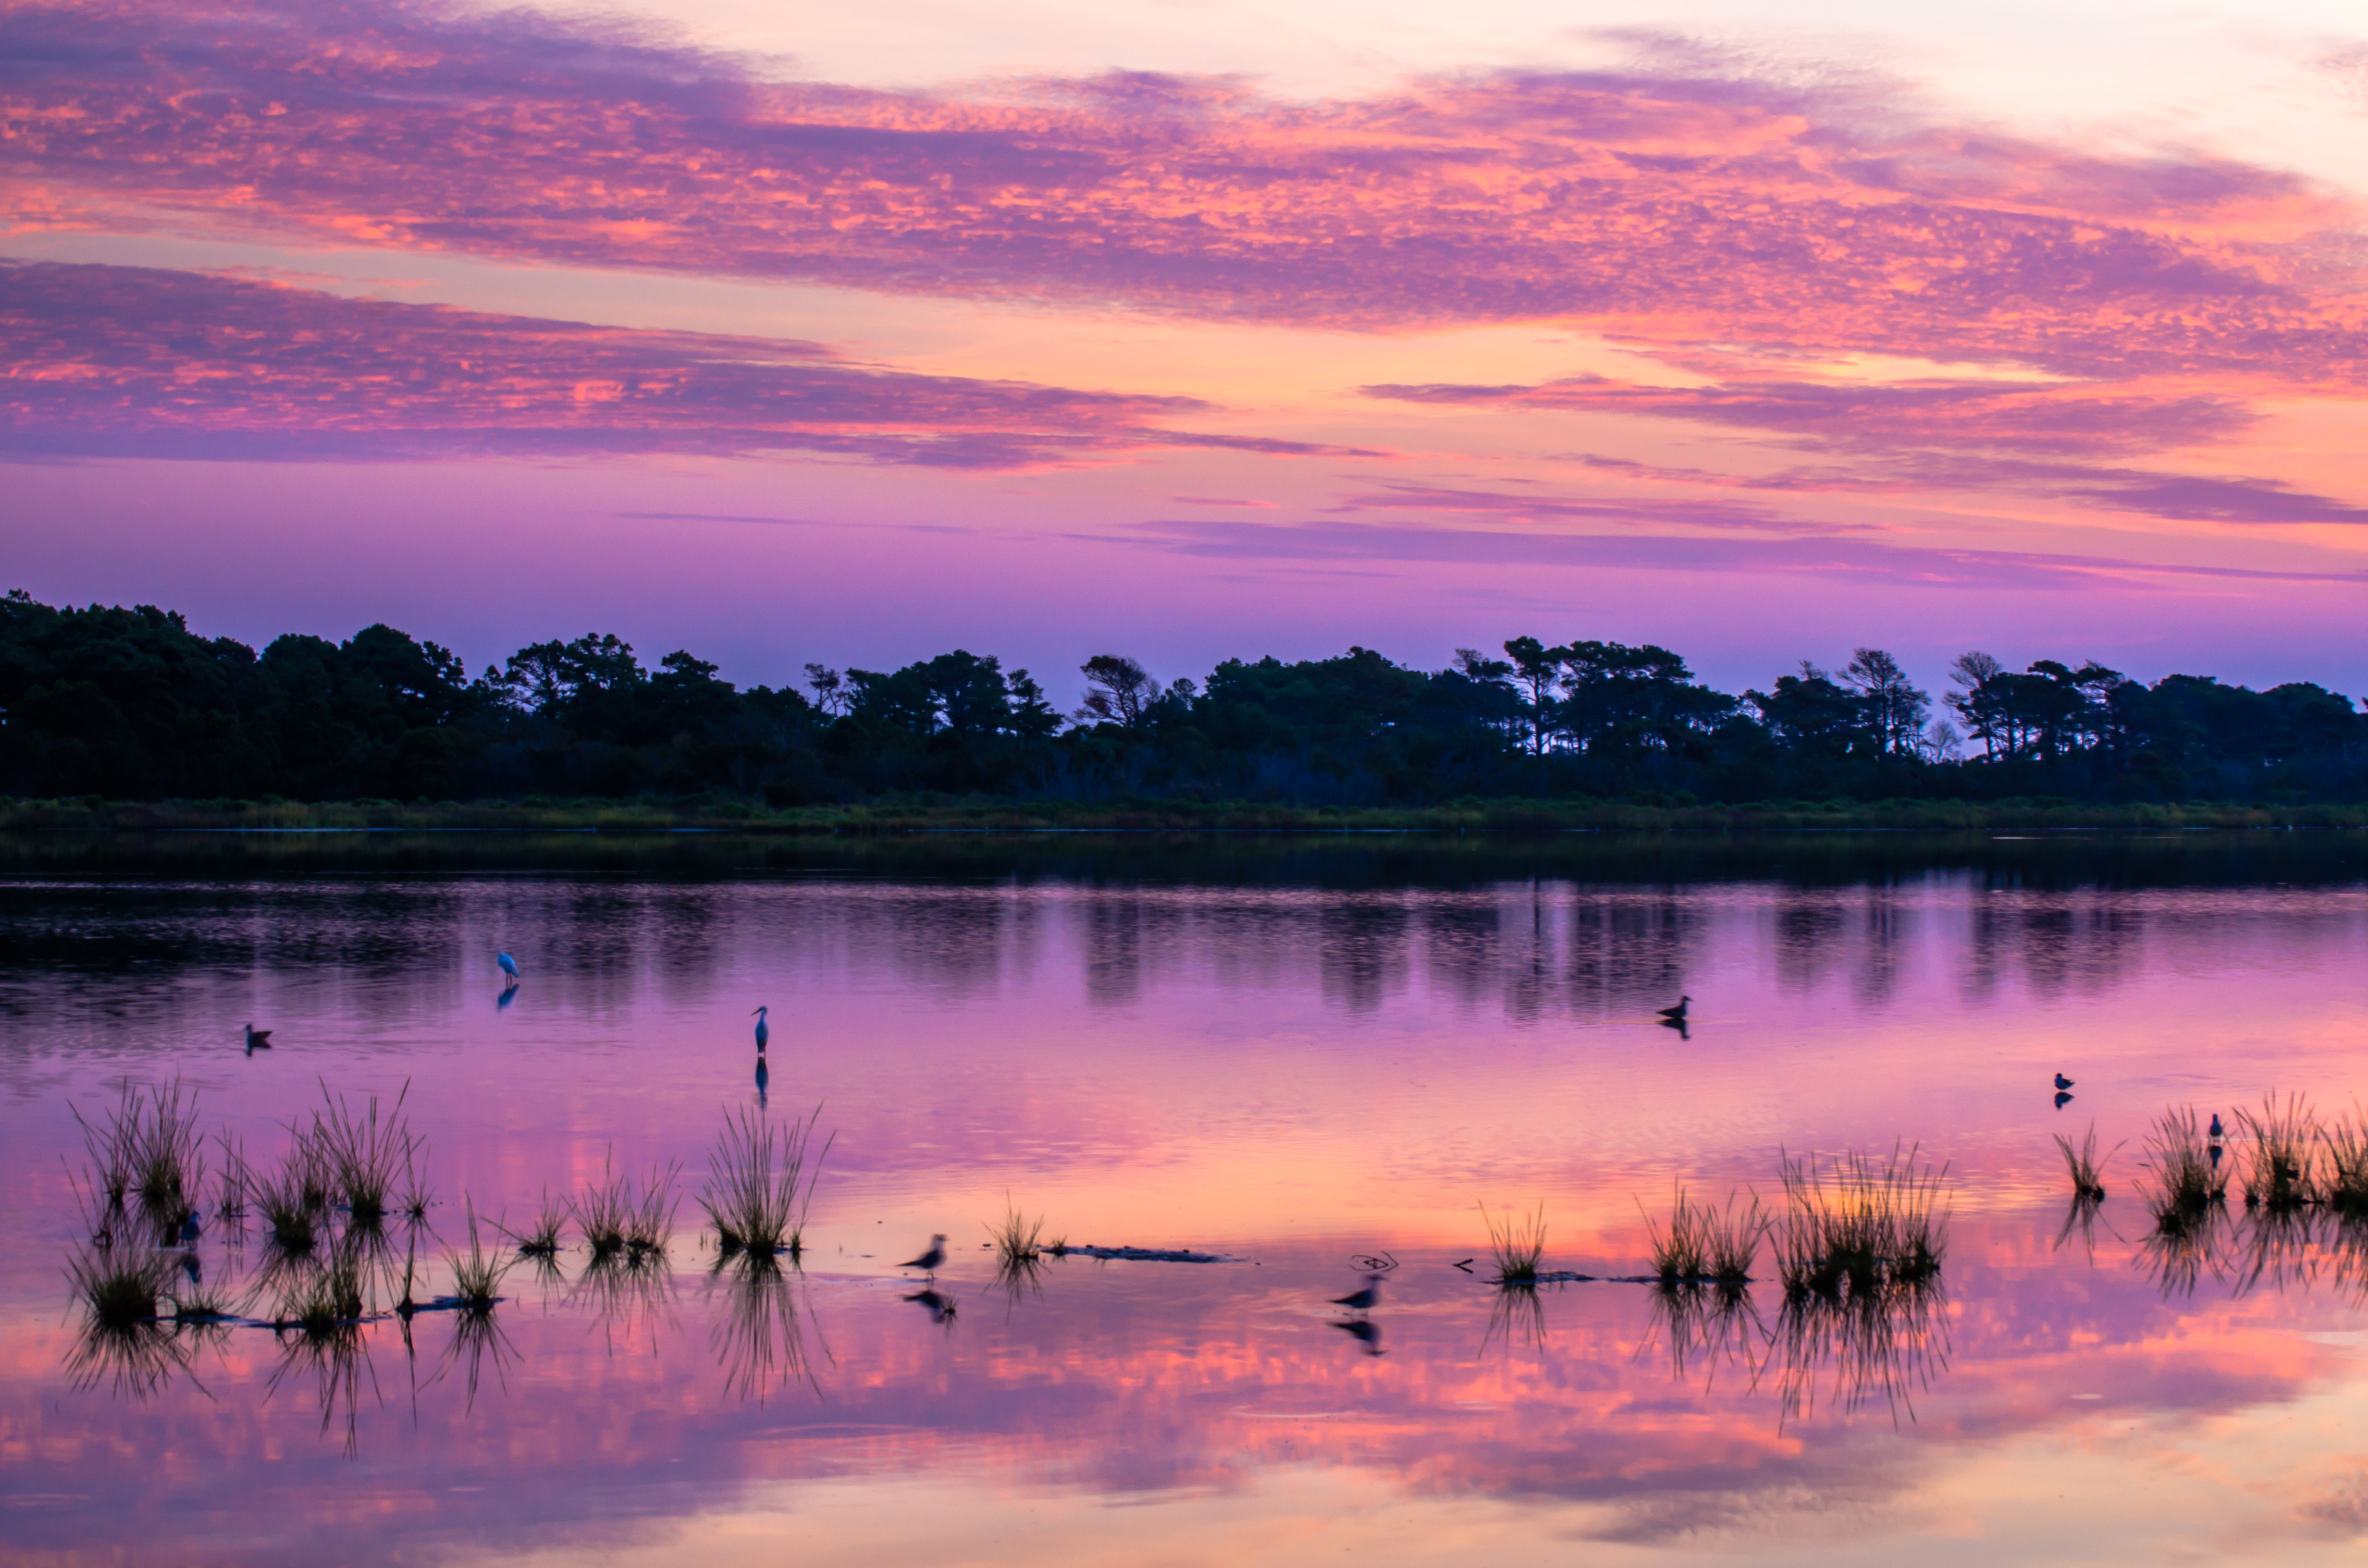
[3,838,2367,1564]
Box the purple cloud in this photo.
[0,259,1340,467]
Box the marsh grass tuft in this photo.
[278,1254,367,1334]
[73,1080,207,1237]
[1774,1144,1949,1301]
[1481,1202,1548,1284]
[255,1146,327,1256]
[2234,1093,2319,1211]
[2143,1106,2229,1234]
[1643,1186,1766,1285]
[2053,1123,2119,1202]
[505,1188,567,1258]
[311,1081,414,1230]
[575,1152,681,1262]
[444,1202,510,1311]
[66,1245,173,1327]
[699,1106,831,1259]
[2321,1105,2368,1219]
[987,1199,1046,1268]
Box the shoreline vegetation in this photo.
[6,795,2368,835]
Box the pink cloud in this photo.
[4,1,2364,384]
[0,258,1356,466]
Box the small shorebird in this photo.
[752,1005,769,1052]
[2054,1073,2075,1091]
[1331,1277,1382,1312]
[2209,1113,2224,1139]
[899,1234,948,1276]
[1657,996,1690,1023]
[244,1024,273,1051]
[497,952,521,983]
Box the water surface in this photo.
[5,832,2368,1566]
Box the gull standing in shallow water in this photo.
[899,1235,948,1277]
[497,952,521,984]
[243,1024,273,1052]
[1657,996,1690,1023]
[2055,1073,2075,1091]
[752,1005,769,1053]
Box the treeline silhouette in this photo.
[2,590,2360,808]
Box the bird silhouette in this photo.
[752,1005,769,1053]
[497,983,518,1011]
[244,1024,273,1052]
[899,1234,948,1276]
[1659,1016,1690,1040]
[2054,1090,2074,1110]
[497,952,521,984]
[2209,1113,2224,1140]
[1331,1317,1384,1356]
[1331,1276,1382,1312]
[1657,995,1690,1022]
[903,1286,957,1326]
[2054,1073,2075,1091]
[753,1056,770,1106]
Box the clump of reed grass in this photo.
[2321,1105,2368,1219]
[1481,1202,1548,1285]
[254,1148,326,1255]
[699,1106,832,1259]
[70,1083,142,1214]
[2142,1107,2228,1235]
[276,1254,366,1333]
[132,1079,207,1232]
[311,1081,413,1230]
[2053,1123,2119,1202]
[444,1202,510,1311]
[575,1152,681,1262]
[1642,1186,1766,1286]
[166,1271,243,1322]
[1774,1144,1949,1301]
[987,1199,1046,1269]
[65,1245,174,1327]
[2235,1093,2319,1212]
[505,1188,567,1257]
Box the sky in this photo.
[5,0,2368,701]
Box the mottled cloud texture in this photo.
[0,259,1355,465]
[5,0,2364,381]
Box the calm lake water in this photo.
[5,831,2368,1567]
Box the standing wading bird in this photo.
[1657,996,1690,1023]
[752,1005,769,1053]
[497,952,521,984]
[244,1024,273,1052]
[1331,1276,1383,1312]
[2210,1113,2224,1139]
[2055,1073,2075,1091]
[899,1235,948,1277]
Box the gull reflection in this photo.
[1330,1316,1384,1356]
[903,1285,958,1329]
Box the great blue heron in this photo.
[752,1005,769,1053]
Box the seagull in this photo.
[244,1024,273,1051]
[1331,1277,1382,1312]
[497,952,521,984]
[1657,996,1690,1022]
[2054,1073,2074,1091]
[2209,1113,2224,1140]
[752,1005,769,1053]
[899,1234,948,1276]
